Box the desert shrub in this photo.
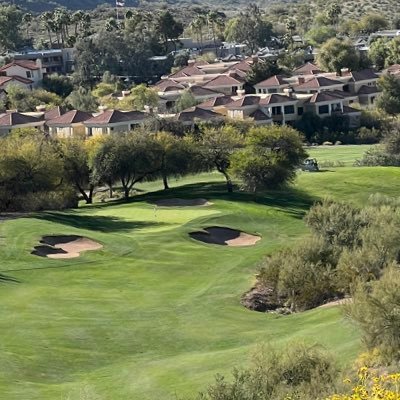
[305,200,367,249]
[346,266,400,364]
[356,127,382,144]
[196,342,339,400]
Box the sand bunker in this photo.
[32,235,103,259]
[151,198,212,207]
[190,227,260,247]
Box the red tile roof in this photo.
[260,94,297,105]
[0,112,42,126]
[295,76,343,90]
[231,60,252,72]
[350,69,379,82]
[188,85,223,97]
[155,79,185,92]
[197,96,234,108]
[293,62,322,75]
[203,74,244,88]
[305,92,342,103]
[0,60,40,71]
[169,66,205,79]
[255,75,290,87]
[47,110,93,125]
[249,108,271,121]
[84,110,144,125]
[176,106,222,122]
[226,96,261,108]
[44,106,67,120]
[0,75,33,86]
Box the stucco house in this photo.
[0,111,44,136]
[83,110,149,136]
[0,60,45,88]
[47,110,93,137]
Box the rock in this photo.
[241,286,282,312]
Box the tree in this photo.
[359,13,388,34]
[317,38,360,75]
[224,4,273,55]
[197,126,243,193]
[346,267,400,364]
[174,90,198,112]
[42,74,74,98]
[60,138,95,204]
[66,87,98,112]
[22,13,33,39]
[386,37,400,66]
[305,26,337,46]
[119,84,158,111]
[230,125,307,192]
[189,15,207,54]
[326,3,341,26]
[153,132,195,190]
[0,130,70,211]
[0,4,23,51]
[93,132,162,199]
[376,74,400,116]
[207,11,225,57]
[156,10,183,52]
[246,60,282,86]
[368,38,389,70]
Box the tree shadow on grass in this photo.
[35,212,167,233]
[0,273,20,284]
[143,182,317,219]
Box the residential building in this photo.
[0,111,44,136]
[83,109,149,136]
[0,60,45,88]
[47,110,93,137]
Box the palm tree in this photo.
[189,15,206,55]
[22,13,33,39]
[72,10,84,37]
[40,12,54,48]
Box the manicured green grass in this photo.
[307,144,375,166]
[0,163,399,400]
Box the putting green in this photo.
[0,165,398,400]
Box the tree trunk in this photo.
[221,170,233,193]
[162,174,169,190]
[108,182,113,198]
[123,186,130,199]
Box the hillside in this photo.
[10,0,140,12]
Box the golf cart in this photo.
[301,158,319,172]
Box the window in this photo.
[318,105,329,114]
[271,106,282,115]
[26,71,32,78]
[284,105,295,114]
[269,88,277,93]
[297,107,304,116]
[43,57,49,62]
[232,86,238,94]
[263,89,267,94]
[371,96,375,104]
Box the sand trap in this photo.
[32,235,103,259]
[318,298,352,308]
[190,226,260,247]
[150,198,212,207]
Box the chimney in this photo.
[121,90,131,97]
[251,55,259,64]
[236,89,245,97]
[188,59,196,66]
[36,105,47,112]
[283,88,293,98]
[298,77,305,85]
[98,105,107,113]
[340,67,350,76]
[144,105,153,114]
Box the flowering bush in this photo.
[327,368,400,400]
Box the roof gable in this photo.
[255,75,290,87]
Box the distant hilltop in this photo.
[10,0,139,12]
